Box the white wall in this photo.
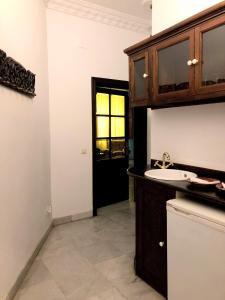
[47,9,147,218]
[152,0,223,34]
[150,0,225,171]
[0,1,51,299]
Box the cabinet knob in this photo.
[187,60,193,66]
[159,241,164,247]
[143,73,149,78]
[192,58,199,65]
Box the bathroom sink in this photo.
[144,169,197,181]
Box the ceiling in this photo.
[83,0,151,20]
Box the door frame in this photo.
[91,77,129,216]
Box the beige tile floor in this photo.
[14,200,165,300]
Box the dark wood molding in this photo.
[0,49,35,97]
[124,1,225,55]
[133,107,147,171]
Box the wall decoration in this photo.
[0,49,36,97]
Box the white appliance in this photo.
[167,197,225,300]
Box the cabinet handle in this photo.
[143,73,149,78]
[159,241,164,247]
[187,60,193,66]
[192,58,199,65]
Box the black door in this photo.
[92,78,129,214]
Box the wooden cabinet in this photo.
[135,178,176,297]
[129,50,151,107]
[124,3,225,108]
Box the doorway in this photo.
[92,77,129,215]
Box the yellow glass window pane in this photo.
[111,117,125,137]
[111,139,125,158]
[96,116,109,138]
[96,139,110,160]
[111,95,125,116]
[96,93,109,115]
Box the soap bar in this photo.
[189,177,220,185]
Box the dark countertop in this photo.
[128,166,225,209]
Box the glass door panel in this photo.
[153,30,195,102]
[95,90,127,161]
[111,95,125,116]
[130,50,150,106]
[195,16,225,94]
[96,116,109,138]
[134,59,146,98]
[202,24,225,86]
[158,40,189,94]
[111,139,125,158]
[96,139,110,160]
[111,117,125,137]
[96,93,109,115]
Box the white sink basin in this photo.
[144,169,197,181]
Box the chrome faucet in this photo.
[154,152,174,169]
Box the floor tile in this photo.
[98,201,130,216]
[78,241,123,264]
[14,279,66,300]
[42,247,96,297]
[20,258,52,290]
[67,271,112,300]
[84,287,127,300]
[13,201,165,300]
[95,254,134,281]
[111,273,156,300]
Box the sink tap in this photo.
[154,152,174,169]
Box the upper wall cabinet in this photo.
[129,50,151,107]
[124,2,225,108]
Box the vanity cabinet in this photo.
[135,178,176,297]
[124,2,225,108]
[129,50,151,107]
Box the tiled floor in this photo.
[14,201,165,300]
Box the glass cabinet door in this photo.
[153,30,195,103]
[130,50,150,106]
[195,15,225,94]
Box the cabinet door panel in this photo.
[195,15,225,95]
[130,50,151,107]
[134,59,146,98]
[135,178,175,297]
[152,30,195,105]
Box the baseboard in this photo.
[6,222,53,300]
[53,210,93,226]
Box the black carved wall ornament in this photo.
[0,49,36,97]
